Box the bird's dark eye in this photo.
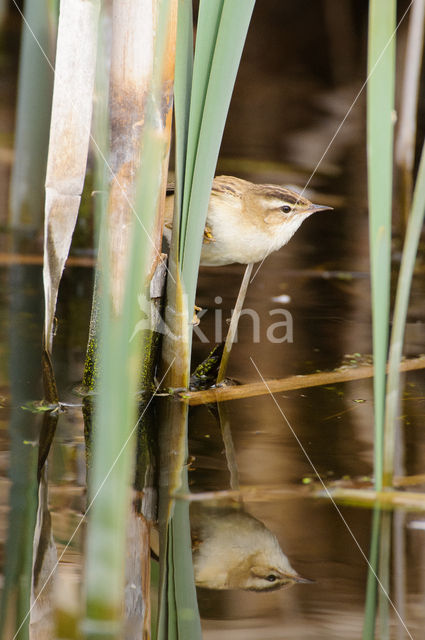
[281,205,291,214]
[266,574,278,582]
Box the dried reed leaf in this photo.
[43,0,100,353]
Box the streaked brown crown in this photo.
[211,175,318,218]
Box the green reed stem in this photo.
[178,0,256,334]
[157,3,256,637]
[363,507,381,640]
[84,2,175,635]
[384,140,425,485]
[367,0,396,490]
[9,0,55,233]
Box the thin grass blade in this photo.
[377,511,391,639]
[181,1,256,312]
[157,402,201,640]
[9,0,56,233]
[362,507,381,639]
[179,0,224,248]
[367,0,396,490]
[158,4,256,637]
[395,0,425,218]
[173,0,193,239]
[0,266,44,640]
[384,140,425,484]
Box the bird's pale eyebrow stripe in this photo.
[265,190,300,204]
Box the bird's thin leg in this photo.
[216,262,254,384]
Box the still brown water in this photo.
[1,1,425,639]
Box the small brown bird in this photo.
[191,504,313,591]
[165,175,332,266]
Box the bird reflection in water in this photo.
[190,502,313,591]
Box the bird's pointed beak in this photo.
[309,203,333,214]
[292,573,315,584]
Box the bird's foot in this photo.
[203,225,216,243]
[192,305,202,326]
